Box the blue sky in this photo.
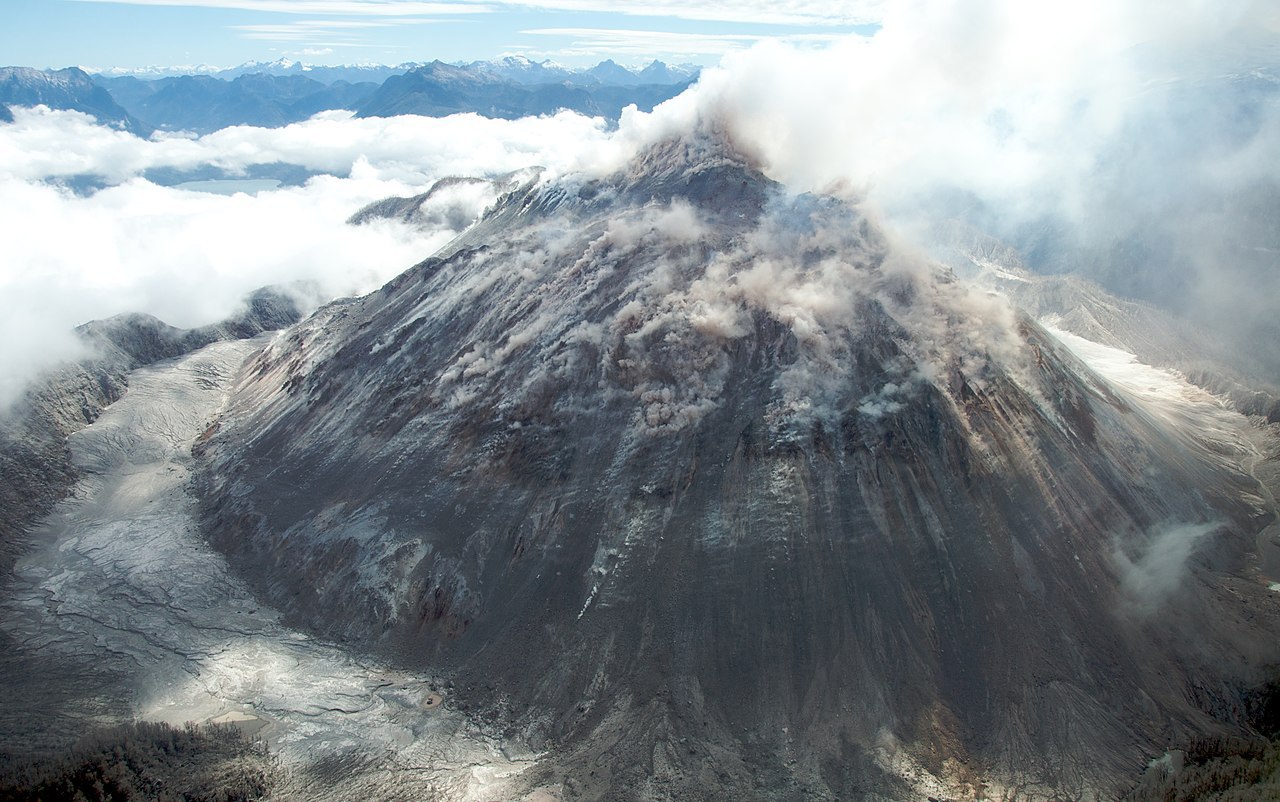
[3,0,881,70]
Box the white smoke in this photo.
[620,0,1278,209]
[1114,521,1223,614]
[582,0,1280,385]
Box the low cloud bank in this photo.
[0,174,438,409]
[0,106,614,184]
[0,108,619,412]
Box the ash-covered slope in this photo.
[0,289,300,576]
[199,136,1280,800]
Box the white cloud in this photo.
[0,105,614,183]
[1114,522,1223,614]
[69,0,492,16]
[234,17,436,43]
[0,107,618,412]
[513,0,884,27]
[69,0,886,27]
[597,0,1276,212]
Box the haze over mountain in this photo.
[91,58,415,84]
[88,56,698,87]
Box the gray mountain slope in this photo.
[197,136,1280,799]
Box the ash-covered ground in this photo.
[0,337,542,801]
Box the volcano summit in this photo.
[192,129,1280,799]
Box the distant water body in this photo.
[174,178,282,195]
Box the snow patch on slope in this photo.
[1046,325,1251,463]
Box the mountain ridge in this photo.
[0,66,149,134]
[94,72,379,134]
[352,59,691,122]
[86,57,700,86]
[51,58,700,133]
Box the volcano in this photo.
[197,131,1280,800]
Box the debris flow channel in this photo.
[1,336,535,800]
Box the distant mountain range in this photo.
[353,60,692,124]
[0,66,149,134]
[88,55,699,87]
[0,57,700,135]
[95,72,379,133]
[90,58,409,85]
[467,56,700,87]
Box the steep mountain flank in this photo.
[198,135,1280,800]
